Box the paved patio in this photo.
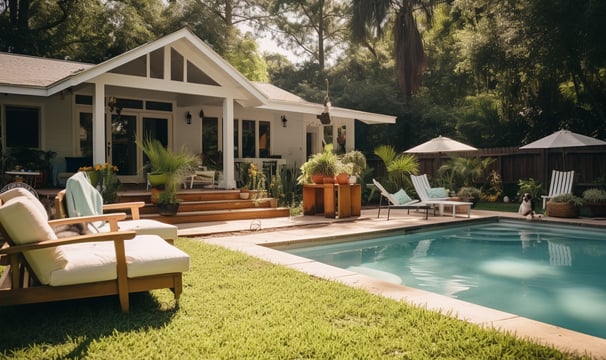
[176,208,606,358]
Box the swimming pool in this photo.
[281,219,606,339]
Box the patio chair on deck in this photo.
[56,172,177,243]
[0,190,189,313]
[372,179,429,220]
[542,170,574,209]
[410,174,473,218]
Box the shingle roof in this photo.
[0,52,93,88]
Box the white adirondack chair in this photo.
[542,170,575,209]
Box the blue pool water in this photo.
[282,220,606,339]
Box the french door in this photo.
[107,113,170,183]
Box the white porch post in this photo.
[221,97,236,189]
[93,82,106,165]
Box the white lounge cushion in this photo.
[97,219,178,241]
[0,187,48,220]
[50,234,190,286]
[0,197,66,284]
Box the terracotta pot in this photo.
[311,174,324,184]
[323,177,335,184]
[240,191,250,200]
[335,173,349,185]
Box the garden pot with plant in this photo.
[136,137,197,215]
[546,193,584,218]
[298,144,338,185]
[582,188,606,217]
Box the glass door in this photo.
[108,114,138,181]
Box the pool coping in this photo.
[189,210,606,358]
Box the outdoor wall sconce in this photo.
[107,96,122,116]
[186,111,192,125]
[199,109,204,120]
[281,115,288,128]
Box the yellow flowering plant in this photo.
[79,163,120,203]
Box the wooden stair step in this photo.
[140,207,290,224]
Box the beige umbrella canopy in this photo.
[519,129,606,149]
[405,135,478,153]
[406,135,478,175]
[519,129,606,171]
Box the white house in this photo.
[0,28,395,189]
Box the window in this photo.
[79,112,93,157]
[259,121,270,158]
[6,106,39,148]
[242,120,255,158]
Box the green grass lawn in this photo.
[474,201,520,213]
[0,239,590,359]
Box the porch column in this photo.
[93,82,106,165]
[221,97,237,189]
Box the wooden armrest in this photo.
[0,231,137,255]
[102,202,144,220]
[48,213,127,232]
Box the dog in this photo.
[518,193,536,219]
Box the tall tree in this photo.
[265,0,349,72]
[350,0,436,97]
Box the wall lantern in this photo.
[199,109,205,121]
[281,115,288,128]
[186,111,192,125]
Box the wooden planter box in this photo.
[546,201,579,218]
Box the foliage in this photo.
[0,239,577,359]
[246,163,266,191]
[438,156,495,191]
[136,137,197,204]
[550,194,584,207]
[516,178,543,202]
[297,144,339,184]
[457,186,481,201]
[6,147,56,171]
[582,188,606,203]
[482,170,503,202]
[340,150,367,177]
[373,145,419,193]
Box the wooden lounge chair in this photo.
[410,174,473,218]
[372,179,429,220]
[542,170,574,209]
[0,192,189,313]
[56,172,177,243]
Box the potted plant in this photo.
[582,188,606,217]
[335,162,353,185]
[136,137,197,215]
[456,186,481,208]
[297,144,338,184]
[341,150,367,184]
[546,193,584,218]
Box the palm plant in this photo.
[373,145,419,193]
[136,137,198,205]
[351,0,436,96]
[438,156,494,190]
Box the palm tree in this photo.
[374,145,419,192]
[350,0,436,97]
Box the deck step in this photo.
[140,207,290,224]
[116,189,288,223]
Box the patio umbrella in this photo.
[405,135,478,154]
[519,129,606,170]
[405,135,478,175]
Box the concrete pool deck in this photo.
[176,208,606,358]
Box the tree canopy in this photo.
[2,0,605,152]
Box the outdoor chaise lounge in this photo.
[410,174,473,218]
[0,188,189,313]
[541,170,574,209]
[372,179,429,220]
[56,172,177,243]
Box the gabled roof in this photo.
[0,28,395,124]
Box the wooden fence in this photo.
[367,145,606,195]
